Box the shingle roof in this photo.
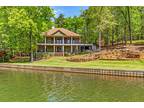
[43,28,80,37]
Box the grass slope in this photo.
[15,57,144,71]
[128,40,144,44]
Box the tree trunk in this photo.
[29,25,33,62]
[123,26,127,45]
[106,30,109,50]
[140,13,144,40]
[116,26,119,45]
[112,28,114,46]
[98,31,102,51]
[127,7,132,44]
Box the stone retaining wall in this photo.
[0,64,144,78]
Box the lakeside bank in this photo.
[0,63,144,78]
[12,57,144,70]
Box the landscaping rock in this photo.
[67,45,144,62]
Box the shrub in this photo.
[0,51,12,62]
[9,56,30,63]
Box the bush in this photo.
[36,53,51,60]
[0,52,12,62]
[9,56,30,63]
[42,53,50,59]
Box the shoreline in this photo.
[0,63,144,78]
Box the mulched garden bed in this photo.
[67,48,144,62]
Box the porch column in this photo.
[62,37,64,44]
[62,37,64,56]
[44,36,46,53]
[71,37,73,53]
[53,37,55,55]
[76,45,78,54]
[71,37,73,44]
[71,46,73,53]
[62,46,64,56]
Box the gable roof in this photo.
[43,28,80,37]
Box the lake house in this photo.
[37,28,94,56]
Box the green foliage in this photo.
[0,6,144,62]
[0,6,54,61]
[9,56,30,63]
[0,51,12,62]
[80,6,144,46]
[55,14,84,36]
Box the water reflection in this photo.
[0,70,144,102]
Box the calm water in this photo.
[0,69,144,102]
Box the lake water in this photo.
[0,69,144,102]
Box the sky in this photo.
[51,6,88,18]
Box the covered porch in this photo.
[37,45,80,56]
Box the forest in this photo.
[0,6,144,61]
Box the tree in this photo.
[55,14,65,28]
[127,7,132,44]
[0,7,54,62]
[81,6,144,48]
[82,7,116,50]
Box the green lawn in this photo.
[128,40,144,44]
[14,57,144,71]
